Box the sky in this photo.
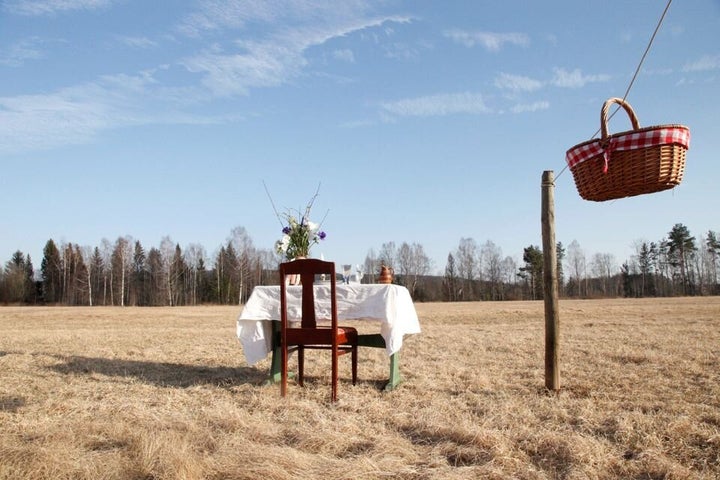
[1,0,718,276]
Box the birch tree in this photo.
[443,253,459,301]
[566,240,586,297]
[160,236,177,306]
[378,242,397,269]
[184,243,206,306]
[363,248,380,283]
[228,226,255,305]
[455,237,479,300]
[591,252,617,297]
[112,236,133,307]
[481,240,503,300]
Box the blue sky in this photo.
[1,0,718,275]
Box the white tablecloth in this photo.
[237,284,421,365]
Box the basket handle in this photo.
[600,97,641,140]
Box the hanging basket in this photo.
[565,97,690,202]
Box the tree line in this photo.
[1,223,718,306]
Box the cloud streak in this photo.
[550,68,610,88]
[380,92,491,117]
[683,54,720,72]
[0,37,44,66]
[1,1,410,153]
[444,29,529,51]
[181,13,410,96]
[510,101,549,113]
[0,72,230,154]
[4,0,113,15]
[494,73,543,92]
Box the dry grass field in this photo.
[1,298,719,479]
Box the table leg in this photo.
[386,351,402,391]
[267,321,283,385]
[357,333,403,391]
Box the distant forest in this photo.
[1,223,718,306]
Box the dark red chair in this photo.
[279,258,358,402]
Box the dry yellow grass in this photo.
[1,298,719,479]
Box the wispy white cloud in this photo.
[4,0,113,15]
[0,72,233,154]
[339,119,374,128]
[0,37,44,66]
[116,36,159,50]
[177,0,401,38]
[332,49,355,63]
[444,29,529,51]
[181,14,411,96]
[682,54,720,72]
[494,73,543,92]
[510,101,549,113]
[550,68,610,88]
[2,1,413,153]
[383,38,431,60]
[182,41,302,96]
[380,92,491,117]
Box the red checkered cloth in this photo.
[566,126,691,169]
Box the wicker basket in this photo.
[566,97,690,202]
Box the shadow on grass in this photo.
[0,395,26,413]
[49,355,269,388]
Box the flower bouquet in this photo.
[272,189,328,261]
[275,214,326,260]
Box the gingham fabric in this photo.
[566,126,691,168]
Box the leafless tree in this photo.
[100,238,113,305]
[112,236,133,307]
[184,243,206,305]
[396,242,431,298]
[455,237,479,300]
[378,242,397,269]
[481,240,504,300]
[363,248,379,283]
[80,246,94,306]
[228,226,256,305]
[591,252,617,297]
[566,240,586,297]
[160,236,176,306]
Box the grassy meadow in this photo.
[1,298,719,479]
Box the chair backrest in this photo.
[279,258,337,330]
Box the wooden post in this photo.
[542,170,560,391]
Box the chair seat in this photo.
[286,326,358,346]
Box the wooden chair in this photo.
[279,258,358,402]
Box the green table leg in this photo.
[357,333,402,391]
[267,321,283,385]
[386,351,401,391]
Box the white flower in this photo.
[275,235,290,254]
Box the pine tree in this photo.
[41,239,62,303]
[667,223,697,295]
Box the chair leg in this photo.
[351,345,358,386]
[281,344,287,398]
[331,345,338,402]
[298,346,304,387]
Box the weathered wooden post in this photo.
[542,170,560,391]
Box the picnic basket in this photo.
[565,97,690,202]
